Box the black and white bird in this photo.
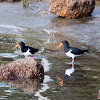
[13,41,38,57]
[57,40,89,67]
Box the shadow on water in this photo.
[50,15,95,28]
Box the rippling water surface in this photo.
[0,1,100,100]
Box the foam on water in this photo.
[0,24,27,34]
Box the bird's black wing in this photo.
[70,47,84,55]
[21,46,28,52]
[27,46,38,54]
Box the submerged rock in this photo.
[0,57,44,80]
[49,0,95,18]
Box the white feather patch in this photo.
[65,50,80,58]
[23,48,32,57]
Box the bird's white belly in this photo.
[65,50,78,58]
[23,49,32,57]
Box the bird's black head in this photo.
[57,40,69,49]
[62,40,69,46]
[13,41,25,49]
[18,41,25,47]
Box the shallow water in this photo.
[0,1,100,100]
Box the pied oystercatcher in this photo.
[13,41,38,57]
[57,40,89,67]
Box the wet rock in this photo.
[0,57,44,80]
[49,0,95,18]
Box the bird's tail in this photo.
[83,50,89,53]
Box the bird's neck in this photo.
[20,45,25,52]
[64,44,70,52]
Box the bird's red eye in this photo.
[62,41,65,43]
[19,42,21,44]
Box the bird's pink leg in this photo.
[72,58,74,67]
[29,55,34,57]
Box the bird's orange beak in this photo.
[13,44,20,49]
[57,43,63,49]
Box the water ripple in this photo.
[0,53,18,58]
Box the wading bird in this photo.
[57,40,89,67]
[13,41,38,57]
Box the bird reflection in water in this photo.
[57,67,75,86]
[65,66,75,76]
[56,76,63,86]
